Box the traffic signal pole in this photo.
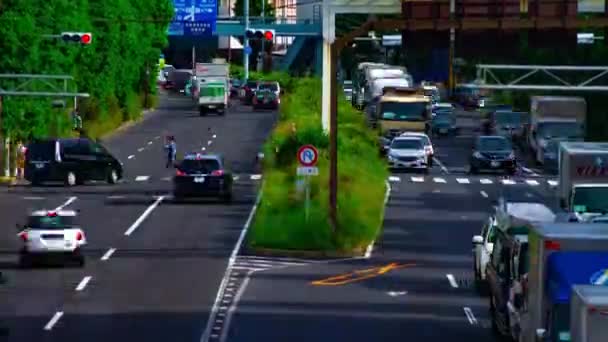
[244,0,250,80]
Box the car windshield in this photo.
[572,187,608,213]
[495,112,521,125]
[258,83,278,91]
[178,159,221,174]
[380,102,427,121]
[478,137,511,151]
[391,139,422,149]
[27,215,76,229]
[538,122,583,139]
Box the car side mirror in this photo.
[472,235,483,244]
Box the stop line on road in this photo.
[388,175,558,187]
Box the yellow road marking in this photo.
[310,262,416,286]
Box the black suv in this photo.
[173,153,233,202]
[25,138,123,186]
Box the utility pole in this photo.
[448,0,456,96]
[244,0,250,80]
[261,0,266,72]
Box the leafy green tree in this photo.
[233,0,275,18]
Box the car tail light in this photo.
[544,240,560,250]
[176,169,186,176]
[212,170,224,176]
[18,232,28,242]
[76,232,83,241]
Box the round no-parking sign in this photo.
[297,145,318,167]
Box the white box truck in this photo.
[558,142,608,221]
[569,285,608,342]
[195,62,229,116]
[527,96,586,165]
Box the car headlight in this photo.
[473,151,483,158]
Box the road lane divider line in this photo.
[480,178,493,184]
[208,140,213,145]
[101,248,116,261]
[388,176,401,182]
[446,274,459,288]
[456,178,470,184]
[433,177,446,183]
[548,180,558,186]
[75,276,92,291]
[464,307,478,325]
[411,176,424,182]
[433,157,449,174]
[135,176,150,181]
[128,155,135,159]
[202,147,207,151]
[364,180,391,259]
[199,192,262,342]
[250,174,262,180]
[212,134,217,139]
[137,148,144,152]
[23,196,45,200]
[526,179,540,186]
[219,271,254,342]
[147,141,153,145]
[501,179,516,185]
[154,136,160,139]
[124,196,164,236]
[55,197,77,211]
[480,191,489,198]
[44,311,64,331]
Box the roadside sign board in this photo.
[297,167,319,176]
[297,145,318,167]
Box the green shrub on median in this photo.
[249,76,389,252]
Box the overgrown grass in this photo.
[249,76,389,252]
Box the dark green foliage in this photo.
[232,0,275,18]
[0,0,174,139]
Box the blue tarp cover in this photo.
[546,251,608,303]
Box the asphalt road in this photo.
[0,99,563,342]
[215,107,561,342]
[0,93,276,342]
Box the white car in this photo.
[387,137,429,173]
[16,210,87,267]
[399,132,434,167]
[472,215,498,293]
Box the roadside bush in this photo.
[249,76,389,252]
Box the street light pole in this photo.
[244,0,250,80]
[329,43,338,231]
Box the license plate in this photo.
[208,105,216,109]
[491,161,500,167]
[35,163,44,169]
[194,177,205,183]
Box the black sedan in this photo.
[469,135,516,175]
[173,153,233,202]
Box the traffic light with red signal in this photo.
[245,29,275,41]
[61,32,92,45]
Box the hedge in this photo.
[246,73,389,252]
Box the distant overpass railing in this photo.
[215,13,322,36]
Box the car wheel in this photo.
[107,168,119,184]
[222,192,233,204]
[65,171,77,186]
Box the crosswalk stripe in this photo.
[388,176,401,182]
[501,179,516,185]
[433,177,446,183]
[135,176,150,181]
[526,179,540,186]
[411,177,425,182]
[480,178,493,184]
[548,180,558,186]
[456,178,470,184]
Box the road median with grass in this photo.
[245,74,389,256]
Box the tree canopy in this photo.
[233,0,275,18]
[0,0,174,139]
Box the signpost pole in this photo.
[305,175,310,222]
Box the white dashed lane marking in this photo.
[456,178,470,184]
[128,155,135,159]
[137,148,144,152]
[411,176,424,182]
[135,176,150,181]
[433,177,446,183]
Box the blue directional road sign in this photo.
[168,0,217,36]
[244,46,252,55]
